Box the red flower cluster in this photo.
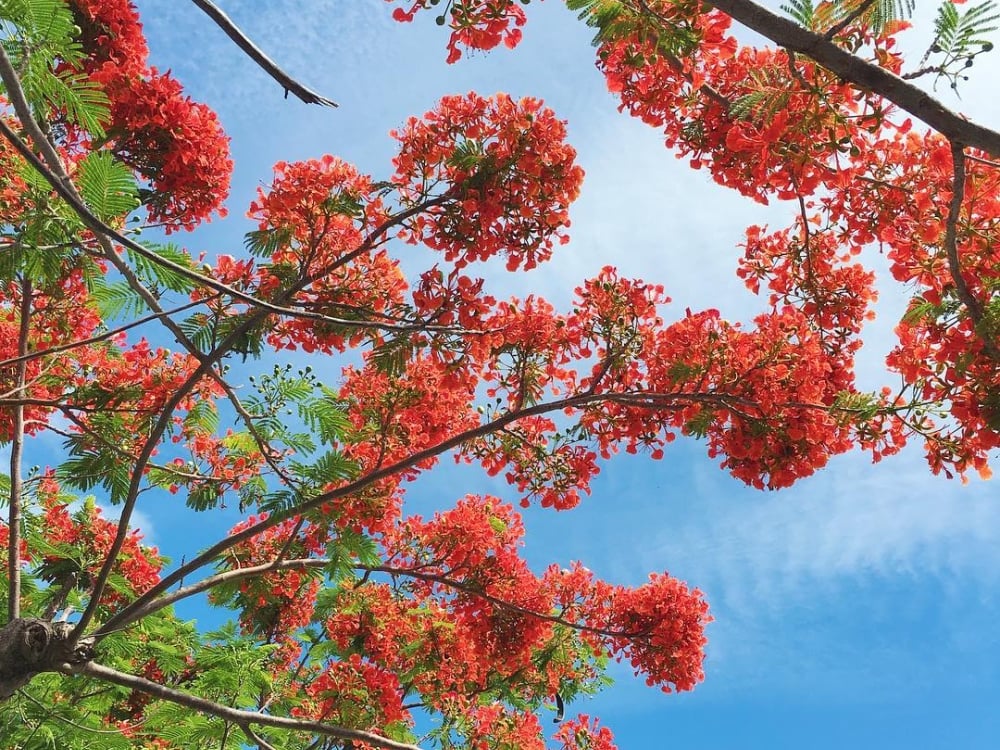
[388,0,531,63]
[36,475,162,610]
[220,515,326,665]
[68,0,232,230]
[554,715,618,750]
[247,156,406,354]
[393,93,584,271]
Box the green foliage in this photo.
[299,386,354,444]
[192,624,277,703]
[2,672,137,749]
[244,225,295,258]
[329,525,381,569]
[565,0,629,45]
[0,0,110,135]
[934,0,999,55]
[684,408,715,439]
[76,152,139,222]
[90,279,147,319]
[447,138,488,171]
[370,334,417,377]
[59,419,136,505]
[781,0,821,29]
[178,311,218,353]
[926,0,999,88]
[87,242,199,321]
[832,390,881,422]
[728,67,793,123]
[127,243,201,295]
[288,448,358,487]
[781,0,915,34]
[183,398,221,437]
[567,0,702,56]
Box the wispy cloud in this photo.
[653,449,1000,608]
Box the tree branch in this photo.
[6,278,31,621]
[942,142,1000,360]
[191,0,337,107]
[105,557,651,640]
[703,0,1000,155]
[363,564,652,639]
[69,662,423,750]
[241,724,278,750]
[96,385,868,639]
[0,295,217,372]
[0,118,433,336]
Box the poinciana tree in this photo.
[0,0,997,747]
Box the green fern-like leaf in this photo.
[77,151,139,221]
[89,279,147,320]
[0,0,110,134]
[299,388,354,444]
[126,242,200,294]
[781,0,817,28]
[728,70,792,123]
[566,0,628,45]
[933,0,999,57]
[182,398,220,436]
[179,312,218,353]
[794,0,915,35]
[244,225,294,258]
[370,334,415,377]
[864,0,916,34]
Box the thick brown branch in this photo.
[943,142,1000,360]
[191,0,337,107]
[704,0,1000,155]
[69,662,422,750]
[0,619,94,700]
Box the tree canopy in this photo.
[0,0,998,748]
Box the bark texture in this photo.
[0,619,94,699]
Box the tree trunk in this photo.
[0,619,94,699]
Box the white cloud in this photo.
[652,449,1000,608]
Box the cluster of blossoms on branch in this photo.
[0,0,997,747]
[70,0,232,229]
[387,0,1000,480]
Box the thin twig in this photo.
[824,0,878,39]
[241,724,278,750]
[191,0,337,107]
[966,152,1000,170]
[6,277,31,621]
[0,295,218,371]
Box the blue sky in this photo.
[122,1,1000,747]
